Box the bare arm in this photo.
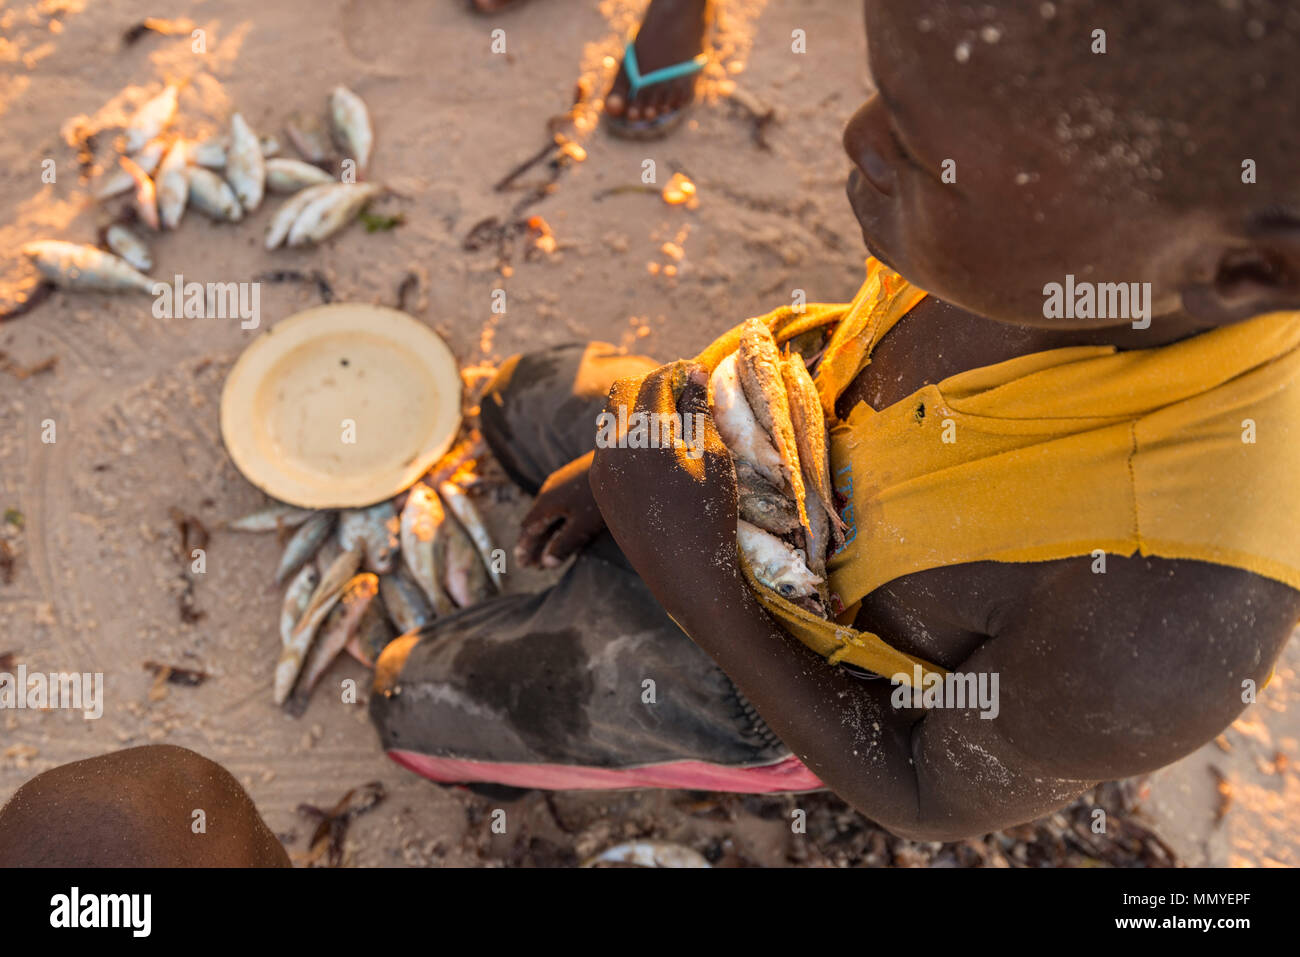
[591,361,1300,840]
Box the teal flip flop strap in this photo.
[623,41,707,100]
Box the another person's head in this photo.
[0,745,289,867]
[844,0,1300,329]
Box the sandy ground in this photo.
[1,0,1297,867]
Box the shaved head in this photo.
[871,0,1300,210]
[845,0,1300,328]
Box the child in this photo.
[372,0,1300,839]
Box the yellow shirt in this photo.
[694,260,1300,683]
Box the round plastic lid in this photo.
[220,303,462,508]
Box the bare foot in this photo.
[606,0,710,132]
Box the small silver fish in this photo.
[275,544,362,705]
[710,352,785,489]
[339,502,399,574]
[191,134,279,169]
[346,597,396,668]
[399,483,455,614]
[329,86,373,175]
[21,240,156,293]
[265,157,335,193]
[737,322,811,538]
[93,171,134,202]
[442,510,494,608]
[275,511,335,585]
[225,112,265,213]
[803,489,831,589]
[190,137,228,169]
[187,167,244,222]
[437,481,501,590]
[279,563,320,648]
[94,140,167,200]
[585,841,711,869]
[735,459,800,537]
[156,139,190,229]
[378,568,435,634]
[292,572,379,704]
[285,111,333,165]
[119,155,160,231]
[285,183,381,247]
[228,503,318,533]
[735,519,822,600]
[781,351,845,541]
[125,85,179,153]
[313,536,343,575]
[103,224,152,272]
[264,182,336,249]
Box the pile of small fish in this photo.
[230,441,500,715]
[710,318,845,617]
[21,83,381,294]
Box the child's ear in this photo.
[1181,230,1300,326]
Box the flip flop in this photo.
[607,41,708,141]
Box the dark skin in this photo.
[471,0,710,128]
[523,0,1300,839]
[0,745,290,867]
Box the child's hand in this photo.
[515,451,603,568]
[590,360,747,624]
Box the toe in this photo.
[669,75,698,111]
[651,87,677,121]
[661,83,683,114]
[640,88,663,119]
[605,64,631,118]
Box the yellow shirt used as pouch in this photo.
[693,259,1300,685]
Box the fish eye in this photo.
[777,583,797,598]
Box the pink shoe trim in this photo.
[387,749,824,793]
